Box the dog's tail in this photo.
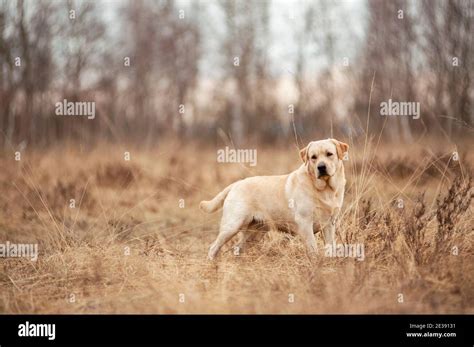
[199,183,235,213]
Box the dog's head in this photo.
[299,139,349,180]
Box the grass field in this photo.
[0,139,472,313]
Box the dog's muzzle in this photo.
[317,163,328,178]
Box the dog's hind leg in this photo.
[208,212,250,260]
[234,219,264,254]
[234,229,255,254]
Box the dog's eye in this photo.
[327,152,333,157]
[311,155,317,160]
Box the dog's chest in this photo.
[313,190,340,215]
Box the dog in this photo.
[200,138,349,260]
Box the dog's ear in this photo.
[330,139,349,160]
[299,144,310,163]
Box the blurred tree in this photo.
[120,0,201,144]
[357,0,417,142]
[421,0,473,137]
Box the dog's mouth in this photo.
[317,173,331,179]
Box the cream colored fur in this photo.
[200,138,349,260]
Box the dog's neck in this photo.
[328,160,346,191]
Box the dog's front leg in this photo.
[322,220,335,246]
[322,209,339,246]
[295,212,317,254]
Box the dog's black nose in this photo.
[317,163,327,173]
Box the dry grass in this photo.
[0,140,472,313]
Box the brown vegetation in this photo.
[0,140,472,313]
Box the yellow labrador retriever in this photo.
[200,138,349,260]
